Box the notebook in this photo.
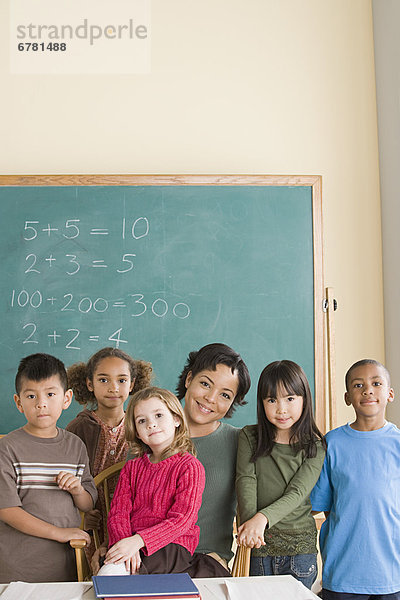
[92,573,200,598]
[102,596,200,600]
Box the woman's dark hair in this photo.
[67,347,153,408]
[252,360,325,461]
[176,342,251,417]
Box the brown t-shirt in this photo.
[0,427,97,583]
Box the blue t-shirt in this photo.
[310,422,400,594]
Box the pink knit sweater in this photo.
[107,452,205,555]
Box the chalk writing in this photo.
[11,213,190,352]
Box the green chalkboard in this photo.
[0,175,324,434]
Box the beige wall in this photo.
[372,0,400,424]
[0,0,384,428]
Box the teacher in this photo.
[91,342,250,574]
[176,343,251,568]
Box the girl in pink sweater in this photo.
[98,386,230,578]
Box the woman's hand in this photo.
[84,509,101,530]
[237,513,268,548]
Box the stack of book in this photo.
[92,573,201,600]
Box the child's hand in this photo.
[56,526,91,545]
[84,509,102,530]
[105,534,144,573]
[56,471,84,496]
[237,513,268,548]
[129,551,142,574]
[56,472,94,512]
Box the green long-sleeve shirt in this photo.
[236,425,325,556]
[193,422,239,562]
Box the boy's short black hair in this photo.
[176,342,251,417]
[15,353,68,394]
[345,358,391,391]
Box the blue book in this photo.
[92,573,200,598]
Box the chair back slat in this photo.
[92,461,125,550]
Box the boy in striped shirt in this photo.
[0,353,97,583]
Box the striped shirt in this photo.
[14,461,85,490]
[0,427,97,583]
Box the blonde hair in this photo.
[125,386,196,460]
[67,347,153,408]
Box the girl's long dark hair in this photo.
[252,360,325,461]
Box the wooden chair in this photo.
[231,515,251,577]
[70,461,125,581]
[231,544,251,577]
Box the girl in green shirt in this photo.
[236,360,325,589]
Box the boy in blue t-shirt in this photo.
[311,359,400,600]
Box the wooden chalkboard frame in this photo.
[0,174,325,431]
